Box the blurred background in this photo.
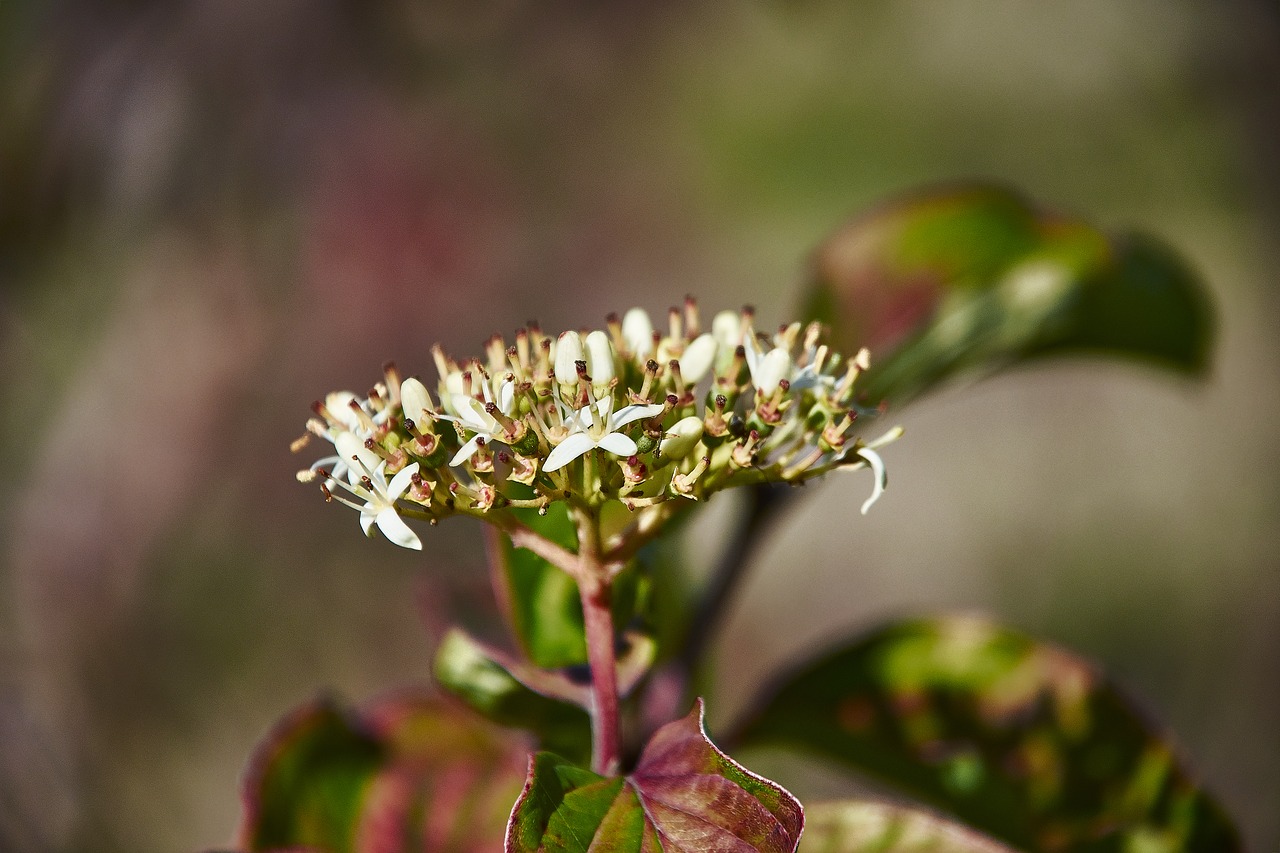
[2,1,1278,850]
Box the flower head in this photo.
[294,298,901,546]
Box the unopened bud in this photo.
[659,415,705,460]
[584,330,616,389]
[678,334,717,384]
[622,307,654,356]
[554,331,584,384]
[400,377,433,426]
[712,310,742,348]
[755,348,793,396]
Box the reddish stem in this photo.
[580,574,621,775]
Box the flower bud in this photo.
[554,331,584,385]
[399,377,433,426]
[712,310,742,348]
[584,330,616,389]
[677,334,717,384]
[659,415,704,460]
[622,307,654,356]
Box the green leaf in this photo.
[733,615,1239,853]
[802,184,1214,406]
[492,504,646,669]
[507,699,804,853]
[494,504,588,669]
[433,628,592,765]
[240,695,528,853]
[800,800,1018,852]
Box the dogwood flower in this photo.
[441,379,519,466]
[322,459,423,550]
[544,397,666,472]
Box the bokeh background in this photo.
[2,2,1278,851]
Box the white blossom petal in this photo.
[375,506,422,550]
[610,402,665,430]
[497,379,516,414]
[659,416,704,460]
[544,432,597,472]
[360,507,378,536]
[597,431,638,457]
[450,435,484,467]
[336,432,380,483]
[755,348,793,395]
[856,446,887,515]
[387,462,420,500]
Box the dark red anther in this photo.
[497,450,512,464]
[666,394,678,406]
[646,359,659,373]
[476,436,486,447]
[605,312,620,324]
[411,472,423,485]
[449,482,461,494]
[403,418,417,433]
[361,476,374,489]
[779,379,791,391]
[627,455,639,466]
[320,484,333,502]
[485,402,499,415]
[715,394,727,410]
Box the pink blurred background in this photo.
[2,2,1278,850]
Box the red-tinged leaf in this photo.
[732,615,1240,852]
[507,700,803,853]
[240,694,528,853]
[802,184,1213,406]
[800,800,1019,852]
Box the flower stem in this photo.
[574,506,621,775]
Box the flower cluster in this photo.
[295,300,901,549]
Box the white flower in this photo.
[744,332,794,395]
[441,379,518,466]
[841,426,903,515]
[743,329,832,394]
[544,397,665,472]
[324,459,423,550]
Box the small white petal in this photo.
[336,432,381,481]
[622,307,654,356]
[399,377,432,424]
[609,402,665,430]
[325,391,362,430]
[497,379,516,414]
[755,348,793,395]
[678,334,718,384]
[544,432,597,472]
[597,431,638,457]
[712,310,742,348]
[444,371,466,396]
[856,447,888,515]
[360,507,378,536]
[743,332,765,378]
[375,507,422,550]
[554,331,584,382]
[387,462,420,500]
[449,435,483,467]
[584,330,616,387]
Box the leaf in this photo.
[733,615,1239,853]
[240,694,528,853]
[433,627,593,764]
[492,504,646,669]
[507,699,804,853]
[800,800,1018,852]
[802,184,1214,406]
